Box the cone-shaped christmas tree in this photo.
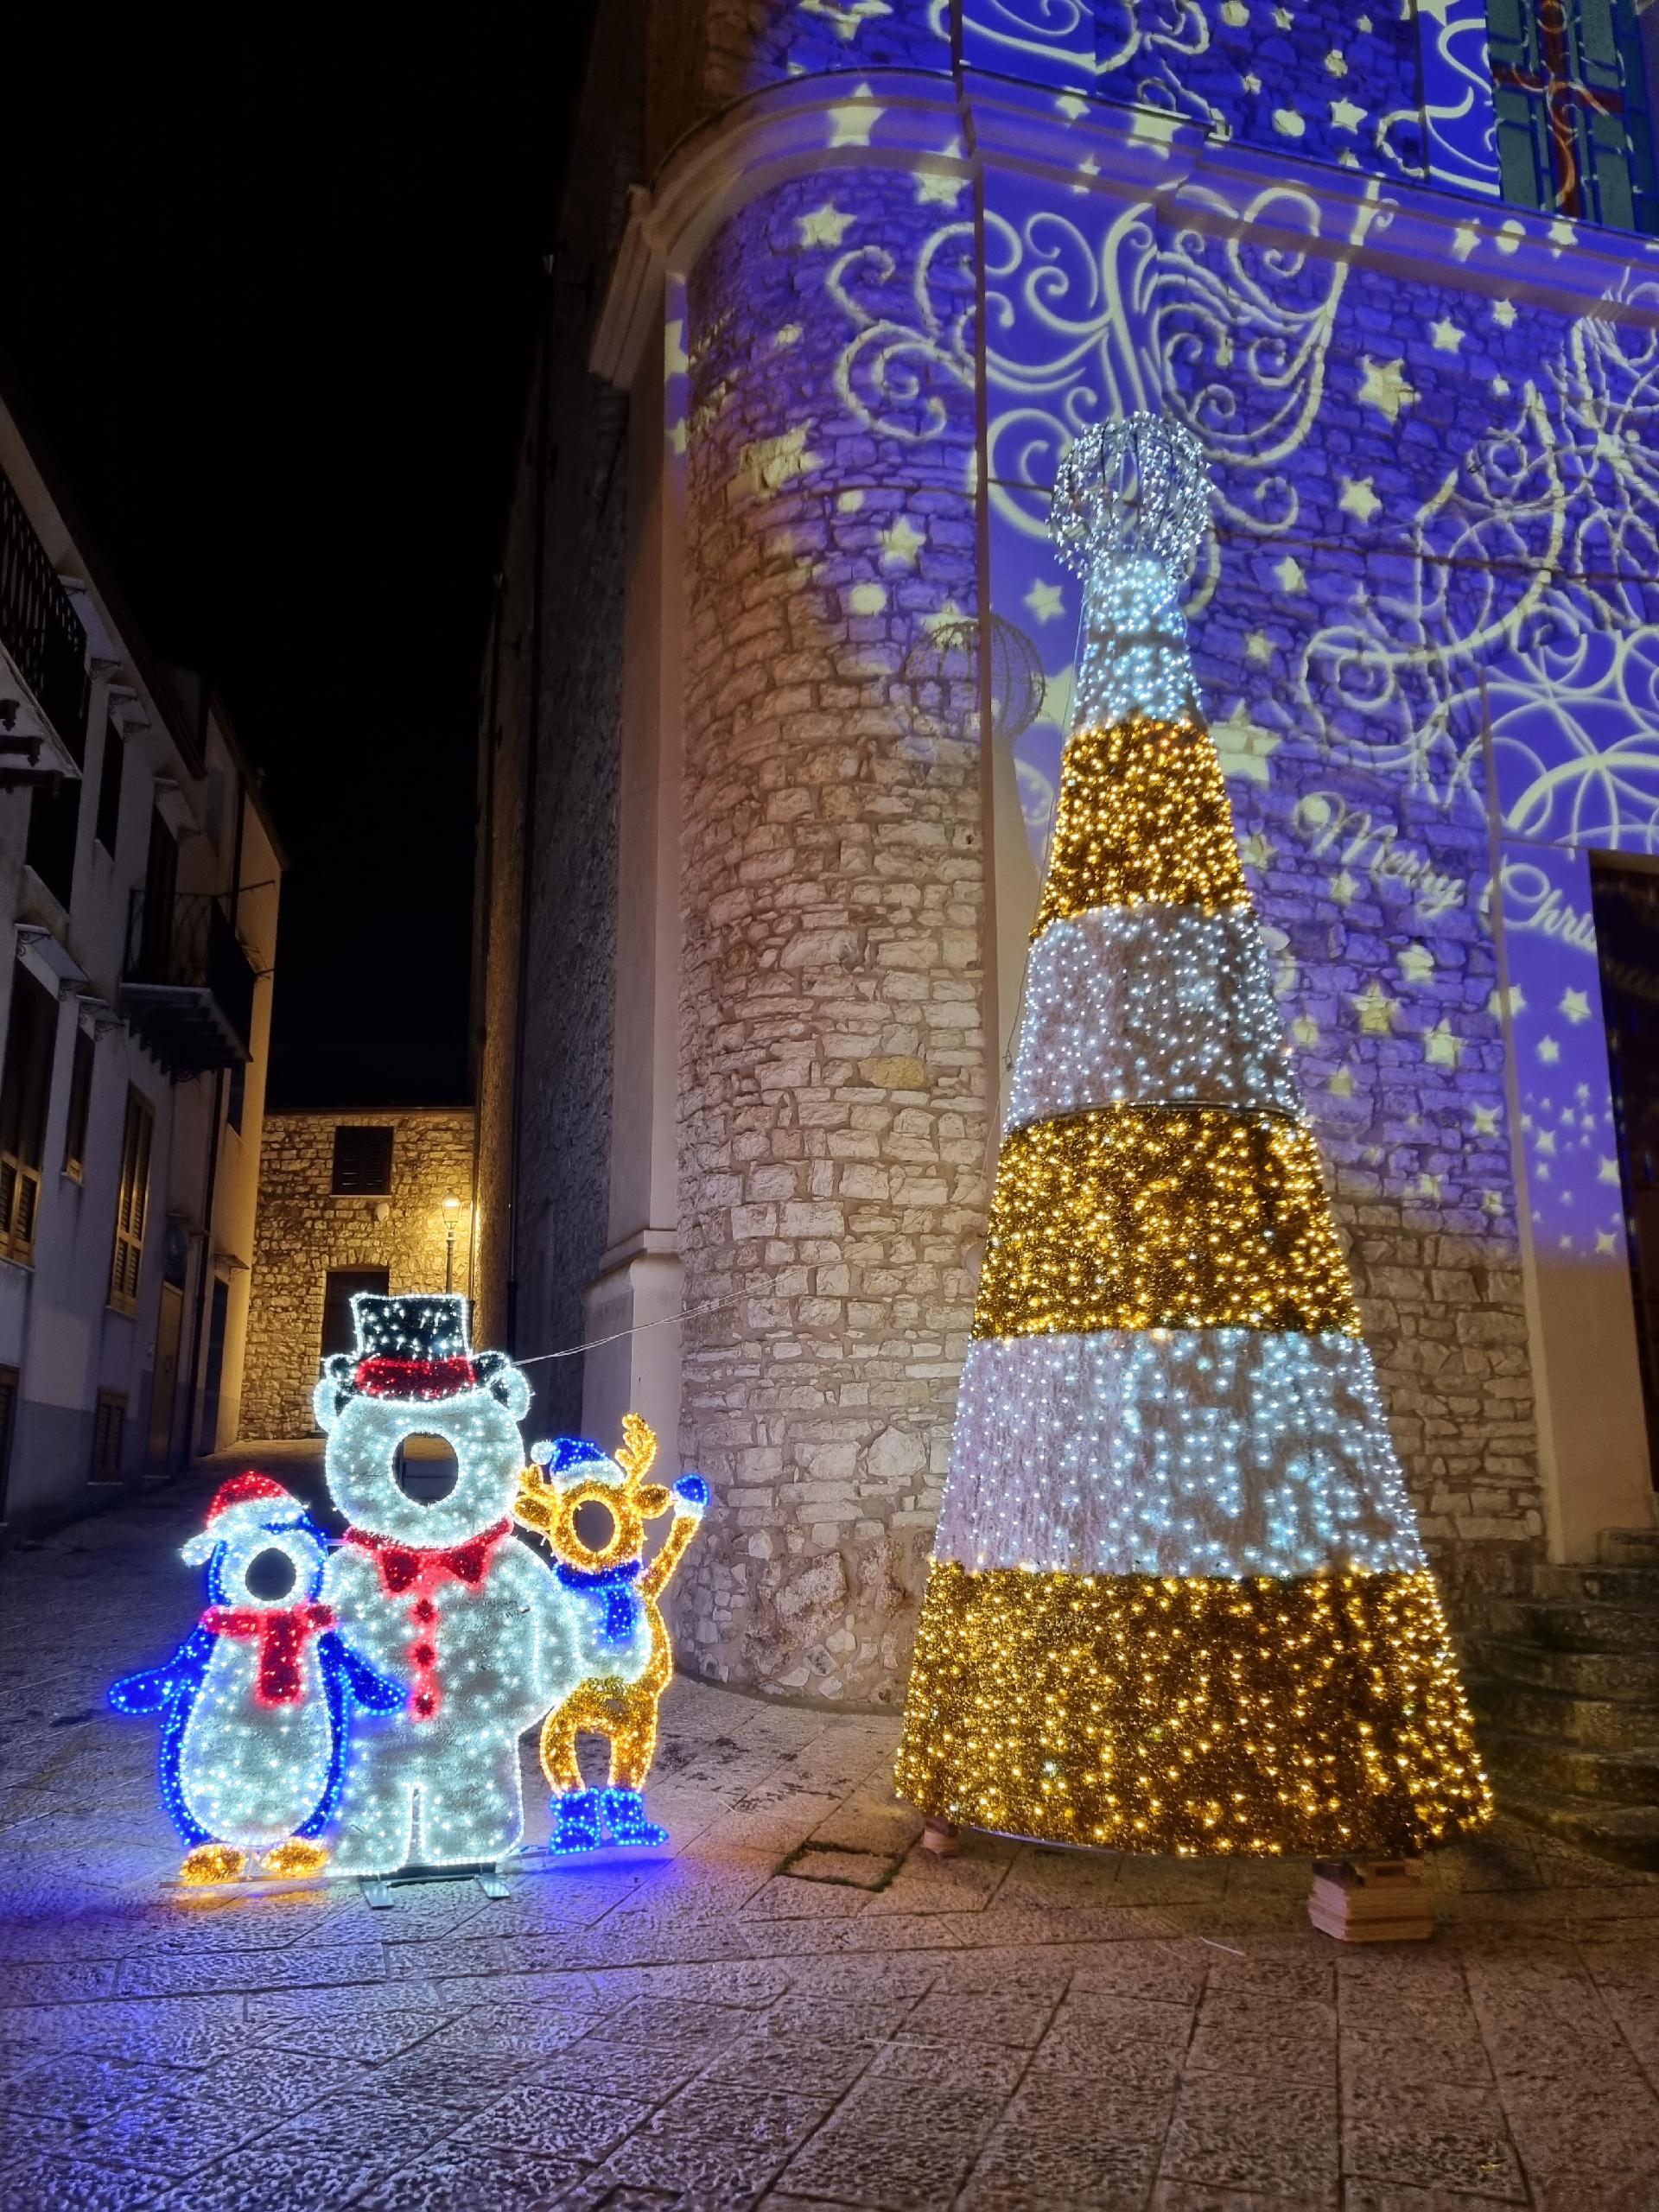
[896,416,1491,1859]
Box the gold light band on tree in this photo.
[1033,715,1249,936]
[974,1105,1361,1339]
[895,1562,1492,1857]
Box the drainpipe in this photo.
[505,257,555,1353]
[471,569,505,1313]
[181,756,245,1461]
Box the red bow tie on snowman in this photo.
[343,1520,513,1594]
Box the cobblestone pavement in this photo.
[5,1472,1659,2210]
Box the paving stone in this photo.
[654,2081,837,2151]
[778,2099,991,2212]
[901,1988,1058,2048]
[600,2125,791,2205]
[0,2152,174,2211]
[1341,2115,1525,2202]
[354,2145,595,2210]
[960,2125,1160,2209]
[1160,2075,1341,2207]
[447,2083,655,2164]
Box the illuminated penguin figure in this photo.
[317,1294,583,1873]
[514,1414,709,1851]
[110,1472,403,1885]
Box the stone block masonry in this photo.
[240,1109,474,1439]
[673,170,991,1707]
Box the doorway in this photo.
[321,1266,389,1363]
[1590,854,1659,1484]
[148,1280,183,1475]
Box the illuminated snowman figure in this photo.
[317,1294,582,1874]
[110,1472,403,1885]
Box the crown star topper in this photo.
[1049,414,1210,581]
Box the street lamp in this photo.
[442,1193,461,1293]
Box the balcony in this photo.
[0,469,86,768]
[118,893,256,1079]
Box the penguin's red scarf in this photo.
[203,1604,334,1707]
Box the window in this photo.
[62,1027,94,1180]
[1489,0,1659,231]
[90,1389,127,1482]
[226,1058,245,1136]
[94,715,124,855]
[109,1087,154,1313]
[135,810,179,980]
[321,1267,389,1361]
[332,1124,393,1195]
[0,964,57,1263]
[24,773,80,910]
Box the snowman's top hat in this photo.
[324,1294,511,1406]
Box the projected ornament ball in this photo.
[898,611,1047,762]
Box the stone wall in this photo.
[472,0,642,1424]
[672,170,991,1707]
[240,1109,475,1439]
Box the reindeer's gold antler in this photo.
[617,1412,658,1483]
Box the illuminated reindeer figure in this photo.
[513,1413,709,1851]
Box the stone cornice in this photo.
[592,65,1659,388]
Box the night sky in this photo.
[4,26,590,1108]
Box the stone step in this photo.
[1479,1725,1659,1806]
[1461,1632,1659,1703]
[1486,1595,1659,1654]
[1467,1669,1659,1753]
[1534,1561,1659,1605]
[1492,1781,1659,1873]
[1599,1527,1659,1568]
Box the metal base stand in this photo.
[359,1860,509,1910]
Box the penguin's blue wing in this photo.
[146,1629,219,1847]
[298,1631,403,1840]
[331,1634,406,1713]
[111,1625,215,1716]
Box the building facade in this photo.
[0,387,283,1531]
[476,0,1659,1713]
[240,1108,476,1438]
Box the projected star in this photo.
[1351,981,1396,1033]
[878,517,925,569]
[798,204,856,249]
[1357,357,1418,423]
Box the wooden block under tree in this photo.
[1307,1857,1433,1942]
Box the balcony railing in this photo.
[118,893,256,1078]
[0,471,86,762]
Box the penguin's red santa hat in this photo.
[182,1471,307,1565]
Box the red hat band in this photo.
[353,1355,480,1402]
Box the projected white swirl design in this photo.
[1302,285,1659,820]
[822,168,1659,846]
